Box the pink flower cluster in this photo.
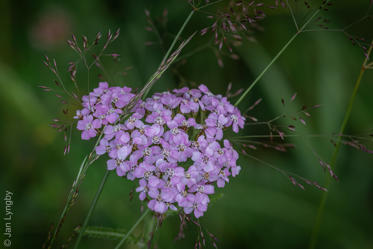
[75,82,245,218]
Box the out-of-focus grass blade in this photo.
[221,184,368,249]
[0,62,49,125]
[0,62,55,145]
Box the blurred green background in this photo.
[1,0,373,248]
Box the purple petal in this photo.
[107,159,117,170]
[154,201,167,213]
[117,145,132,160]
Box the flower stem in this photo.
[234,2,327,107]
[113,209,150,249]
[73,170,111,249]
[308,40,373,249]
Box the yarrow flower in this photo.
[74,82,245,218]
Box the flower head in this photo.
[75,83,245,218]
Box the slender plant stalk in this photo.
[286,0,299,31]
[308,40,373,249]
[159,0,227,66]
[47,132,103,249]
[113,209,150,249]
[46,156,87,249]
[143,10,195,100]
[195,0,225,10]
[234,2,328,107]
[174,41,212,63]
[161,11,195,65]
[234,32,298,106]
[77,226,132,240]
[143,0,226,98]
[73,170,110,249]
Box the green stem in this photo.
[143,10,195,99]
[46,155,87,249]
[160,10,194,66]
[234,2,326,107]
[78,226,132,240]
[234,31,299,106]
[47,133,103,249]
[308,41,373,249]
[143,0,228,99]
[196,0,225,10]
[173,41,211,63]
[114,209,150,249]
[73,170,111,249]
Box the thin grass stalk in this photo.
[73,170,111,249]
[308,40,373,249]
[77,226,131,240]
[196,0,225,10]
[158,0,227,65]
[143,10,194,99]
[161,11,195,66]
[234,32,298,106]
[113,209,150,249]
[234,1,329,107]
[143,0,226,98]
[46,130,103,249]
[46,155,87,249]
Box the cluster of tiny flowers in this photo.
[75,82,245,218]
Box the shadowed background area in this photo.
[0,0,372,249]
